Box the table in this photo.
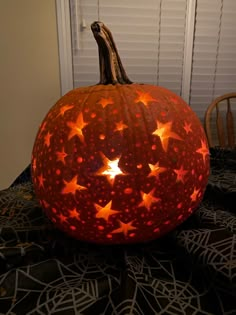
[0,148,235,314]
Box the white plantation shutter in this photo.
[70,0,188,96]
[190,0,236,120]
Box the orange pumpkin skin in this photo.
[31,22,210,244]
[32,84,209,244]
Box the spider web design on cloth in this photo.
[0,147,236,314]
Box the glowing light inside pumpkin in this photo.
[96,153,124,184]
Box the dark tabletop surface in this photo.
[0,147,236,315]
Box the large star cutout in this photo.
[174,165,188,183]
[138,189,161,211]
[196,140,209,164]
[111,220,137,237]
[134,91,157,106]
[97,97,114,109]
[152,121,182,152]
[148,162,167,178]
[56,147,68,164]
[61,175,87,195]
[67,112,88,142]
[96,153,124,185]
[94,200,120,222]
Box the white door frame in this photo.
[56,0,73,96]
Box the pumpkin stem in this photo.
[91,21,133,85]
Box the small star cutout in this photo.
[56,148,68,164]
[183,122,192,134]
[44,132,52,147]
[98,97,114,109]
[190,187,200,202]
[174,165,188,183]
[148,162,167,178]
[138,189,161,211]
[135,91,157,106]
[196,140,209,164]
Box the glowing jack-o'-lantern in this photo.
[31,21,210,244]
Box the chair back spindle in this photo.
[204,93,236,148]
[226,99,235,147]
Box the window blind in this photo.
[70,0,188,96]
[190,0,236,120]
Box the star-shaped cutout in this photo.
[183,122,192,134]
[44,132,52,147]
[134,91,157,106]
[61,175,87,195]
[58,104,74,117]
[67,112,88,142]
[97,97,114,109]
[96,153,124,185]
[111,220,137,237]
[32,158,37,171]
[68,207,80,220]
[94,200,120,222]
[138,189,161,211]
[37,173,45,188]
[39,122,47,135]
[148,162,167,178]
[56,148,68,164]
[152,121,182,152]
[114,121,128,132]
[174,165,188,183]
[196,140,209,164]
[58,213,67,223]
[190,187,200,202]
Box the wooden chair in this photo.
[204,93,236,148]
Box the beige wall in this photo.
[0,0,61,189]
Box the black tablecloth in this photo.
[0,148,236,314]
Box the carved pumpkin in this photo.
[31,22,210,244]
